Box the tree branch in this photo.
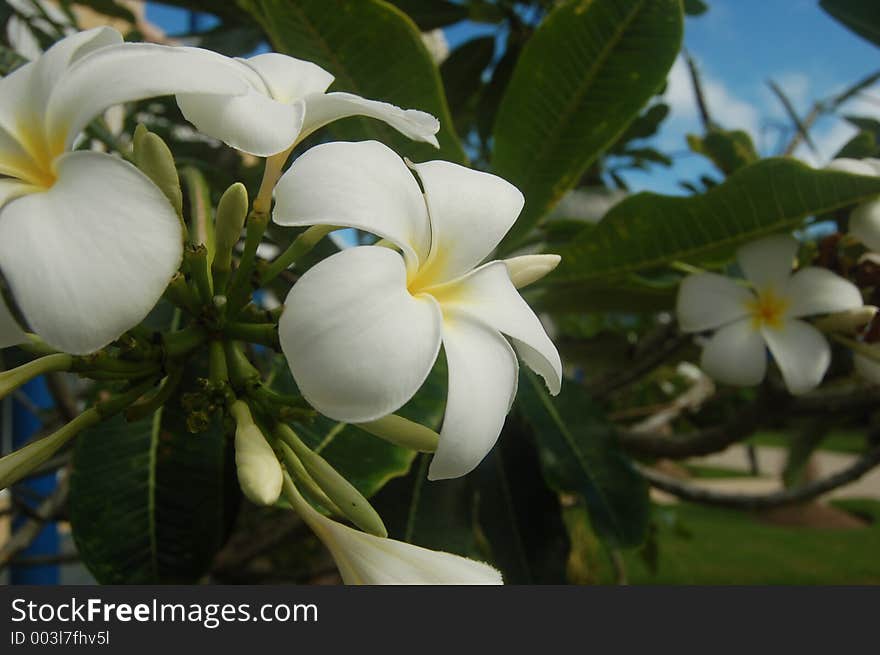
[637,445,880,509]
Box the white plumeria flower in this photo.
[677,235,863,395]
[0,27,249,354]
[176,53,439,158]
[273,140,562,480]
[286,479,501,585]
[826,158,880,251]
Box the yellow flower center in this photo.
[7,120,62,190]
[746,288,789,329]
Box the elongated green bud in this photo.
[0,353,73,402]
[278,441,344,516]
[814,305,877,335]
[230,401,283,506]
[133,130,183,217]
[275,423,387,537]
[0,409,101,490]
[355,414,439,453]
[213,183,249,284]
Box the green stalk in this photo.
[163,273,200,316]
[0,377,156,490]
[225,210,269,314]
[223,341,261,390]
[162,326,207,359]
[223,322,279,349]
[0,353,73,401]
[355,414,440,453]
[185,244,214,305]
[260,225,338,285]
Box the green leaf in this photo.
[388,0,468,30]
[372,454,480,558]
[820,0,880,48]
[472,418,570,583]
[237,0,466,163]
[553,158,880,285]
[441,36,496,127]
[683,0,709,16]
[492,0,683,251]
[517,370,649,548]
[686,128,758,176]
[835,131,877,159]
[69,397,236,584]
[534,281,676,313]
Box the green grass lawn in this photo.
[614,500,880,584]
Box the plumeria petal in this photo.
[273,141,430,268]
[737,234,798,292]
[0,297,25,349]
[0,125,40,182]
[850,198,880,253]
[0,27,119,137]
[676,272,753,332]
[300,91,440,147]
[785,266,863,318]
[244,53,334,103]
[288,481,501,584]
[761,319,830,395]
[46,43,248,149]
[429,315,518,481]
[0,178,33,208]
[410,160,524,283]
[699,318,767,387]
[432,261,561,394]
[178,90,306,157]
[279,246,442,423]
[0,152,183,354]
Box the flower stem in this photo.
[0,353,73,401]
[225,209,269,314]
[223,341,261,390]
[833,334,880,363]
[260,225,338,285]
[163,272,200,316]
[0,377,156,490]
[185,244,214,305]
[223,322,279,349]
[125,368,184,422]
[162,326,207,359]
[208,340,228,385]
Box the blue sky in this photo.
[146,1,879,195]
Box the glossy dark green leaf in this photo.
[388,0,468,30]
[683,0,709,16]
[517,370,649,548]
[69,396,236,584]
[237,0,466,163]
[372,454,480,558]
[820,0,880,48]
[472,417,570,583]
[553,158,880,284]
[441,36,496,124]
[492,0,683,251]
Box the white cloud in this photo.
[663,55,761,139]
